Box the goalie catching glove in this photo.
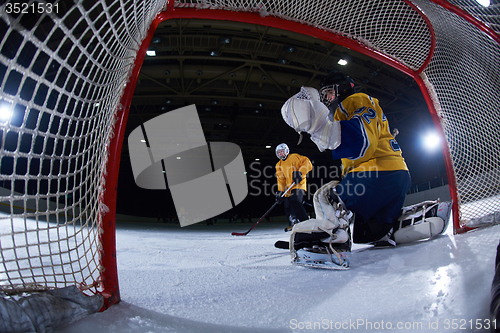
[281,87,341,152]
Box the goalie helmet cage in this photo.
[0,0,499,308]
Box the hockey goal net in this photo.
[0,0,166,307]
[1,0,499,306]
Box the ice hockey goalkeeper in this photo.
[281,71,412,269]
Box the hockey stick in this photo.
[231,182,295,236]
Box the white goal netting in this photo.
[411,0,500,227]
[1,0,499,304]
[0,0,166,301]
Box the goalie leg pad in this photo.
[394,217,445,244]
[393,200,451,244]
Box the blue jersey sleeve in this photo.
[331,117,370,160]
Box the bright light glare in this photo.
[146,50,156,56]
[423,132,441,151]
[475,0,490,7]
[0,104,11,122]
[338,59,348,66]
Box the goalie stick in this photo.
[231,183,295,236]
[274,240,290,249]
[274,240,381,251]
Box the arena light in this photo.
[475,0,490,6]
[209,49,220,56]
[423,132,441,151]
[0,101,12,122]
[338,59,348,65]
[146,49,156,56]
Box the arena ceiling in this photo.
[118,18,441,217]
[127,19,428,157]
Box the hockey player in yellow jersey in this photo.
[275,143,312,229]
[280,71,412,269]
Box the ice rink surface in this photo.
[55,218,500,333]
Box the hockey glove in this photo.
[292,171,302,184]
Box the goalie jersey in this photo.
[332,93,408,175]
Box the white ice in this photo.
[50,215,500,333]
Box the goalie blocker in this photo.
[289,181,452,270]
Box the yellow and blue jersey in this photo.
[332,93,408,175]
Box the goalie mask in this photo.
[281,86,341,152]
[319,72,355,117]
[275,143,289,160]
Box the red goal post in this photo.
[1,0,499,308]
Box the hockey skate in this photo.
[284,214,298,232]
[370,227,396,248]
[292,226,351,270]
[351,213,397,248]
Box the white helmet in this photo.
[275,143,289,160]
